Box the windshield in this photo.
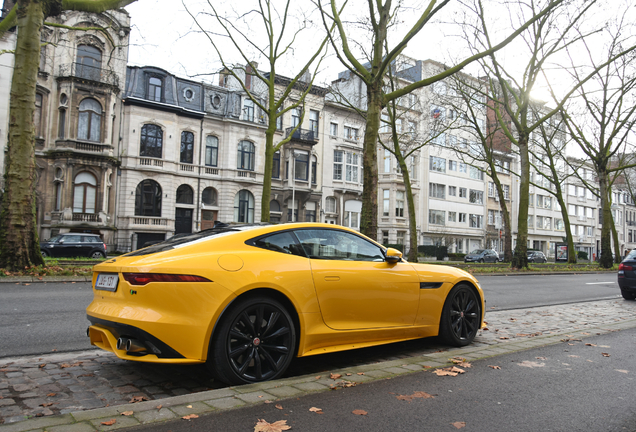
[469,249,484,255]
[47,235,63,243]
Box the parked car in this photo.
[527,251,547,263]
[40,233,107,259]
[87,222,485,385]
[618,250,636,300]
[464,249,499,263]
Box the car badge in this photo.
[253,337,261,346]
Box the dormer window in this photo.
[148,77,163,102]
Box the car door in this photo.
[294,228,420,330]
[60,234,83,257]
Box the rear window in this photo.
[125,227,240,256]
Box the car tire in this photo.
[439,283,481,347]
[209,296,296,385]
[41,250,49,258]
[621,289,636,301]
[90,251,106,259]
[479,258,484,263]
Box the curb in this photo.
[2,314,635,432]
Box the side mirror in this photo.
[385,247,402,264]
[58,239,64,244]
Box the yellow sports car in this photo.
[87,223,484,385]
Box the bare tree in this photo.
[185,0,335,222]
[0,0,137,271]
[318,0,566,241]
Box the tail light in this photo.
[619,263,632,271]
[123,273,211,286]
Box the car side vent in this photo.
[420,282,443,289]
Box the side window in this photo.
[294,229,385,261]
[64,235,82,243]
[253,232,304,257]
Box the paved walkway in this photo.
[1,298,635,431]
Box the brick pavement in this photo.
[1,298,636,431]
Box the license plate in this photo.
[95,273,119,291]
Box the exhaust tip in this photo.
[116,337,128,351]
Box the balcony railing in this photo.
[58,62,120,87]
[55,140,110,153]
[285,127,318,145]
[72,213,100,222]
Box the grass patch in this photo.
[0,264,93,277]
[449,262,618,274]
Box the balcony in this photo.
[58,62,120,87]
[72,213,100,222]
[55,140,111,154]
[285,127,318,145]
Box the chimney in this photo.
[245,62,258,90]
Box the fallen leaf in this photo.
[518,361,545,368]
[499,336,509,340]
[352,409,368,416]
[585,343,597,347]
[309,407,323,413]
[602,353,610,357]
[156,405,162,410]
[47,393,56,397]
[40,403,53,407]
[264,400,274,404]
[433,367,464,377]
[275,404,283,410]
[452,421,467,429]
[254,419,292,432]
[315,376,321,380]
[182,414,199,420]
[101,419,116,426]
[536,357,547,360]
[187,405,193,408]
[120,411,133,416]
[616,369,629,374]
[396,391,435,402]
[39,364,46,368]
[488,365,501,370]
[357,372,365,375]
[129,396,148,403]
[330,373,342,380]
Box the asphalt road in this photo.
[126,327,636,432]
[0,272,621,358]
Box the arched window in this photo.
[202,187,217,206]
[77,98,102,141]
[325,196,336,213]
[73,172,97,213]
[234,190,254,223]
[76,45,102,80]
[270,200,281,212]
[140,124,163,158]
[135,179,162,216]
[148,76,163,102]
[180,131,194,164]
[205,136,218,167]
[237,140,255,171]
[176,184,194,204]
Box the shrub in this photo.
[577,251,588,260]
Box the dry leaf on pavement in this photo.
[182,414,199,420]
[396,391,435,402]
[309,407,323,414]
[352,409,368,415]
[452,421,466,429]
[101,419,116,426]
[585,343,597,347]
[602,353,610,357]
[120,411,133,416]
[254,419,292,431]
[488,365,501,370]
[275,404,283,410]
[129,396,148,403]
[433,367,465,377]
[330,373,342,380]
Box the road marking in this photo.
[585,282,616,285]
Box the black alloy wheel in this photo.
[439,284,481,346]
[210,296,296,385]
[41,250,49,257]
[479,258,484,263]
[91,251,105,259]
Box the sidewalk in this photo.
[1,298,635,431]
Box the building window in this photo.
[140,124,163,158]
[469,214,483,228]
[396,191,404,217]
[384,149,391,173]
[469,190,483,204]
[449,160,457,171]
[205,136,218,167]
[345,152,359,182]
[291,107,301,127]
[237,140,255,170]
[383,190,390,216]
[135,179,162,216]
[311,155,318,184]
[429,209,445,225]
[180,131,194,164]
[333,150,343,180]
[449,186,457,196]
[459,163,467,173]
[148,76,163,102]
[306,209,316,222]
[58,108,66,139]
[77,98,102,142]
[459,213,467,223]
[76,45,102,80]
[176,184,194,204]
[54,182,63,211]
[430,131,445,146]
[430,156,446,172]
[330,122,338,137]
[429,183,445,199]
[382,231,389,244]
[344,126,358,140]
[202,187,217,206]
[459,188,467,198]
[448,211,456,222]
[325,197,336,213]
[273,151,280,179]
[73,172,97,213]
[234,190,254,223]
[270,200,281,212]
[34,93,43,137]
[469,166,484,180]
[309,110,319,136]
[295,151,309,181]
[344,200,361,229]
[242,98,255,122]
[396,231,405,245]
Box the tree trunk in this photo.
[598,169,613,268]
[360,81,381,240]
[512,133,530,269]
[611,212,620,264]
[395,152,418,262]
[0,0,45,270]
[492,173,512,262]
